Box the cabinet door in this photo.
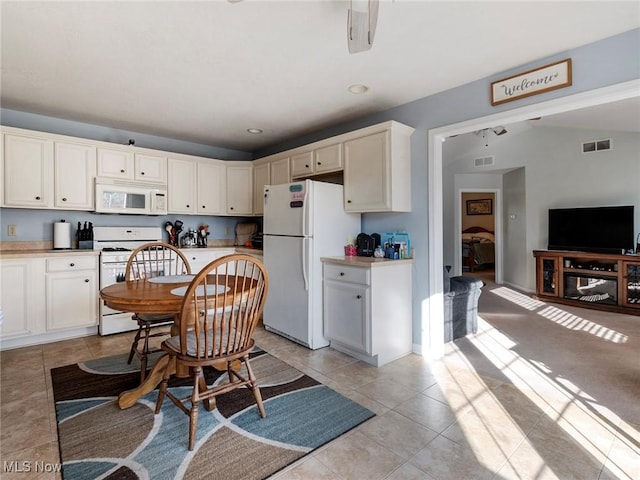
[270,157,290,185]
[97,148,134,179]
[135,153,167,183]
[197,161,225,215]
[168,157,197,213]
[291,151,314,178]
[226,164,253,215]
[315,143,342,173]
[324,279,370,354]
[0,258,46,338]
[343,131,390,212]
[621,262,640,308]
[537,256,559,296]
[4,134,53,208]
[46,270,98,330]
[253,162,269,215]
[54,141,97,210]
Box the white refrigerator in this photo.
[263,180,361,349]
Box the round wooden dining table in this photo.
[100,274,242,409]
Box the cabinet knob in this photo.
[305,164,309,168]
[70,263,75,267]
[347,199,352,203]
[230,206,234,210]
[202,205,206,209]
[356,295,362,299]
[317,162,322,166]
[340,272,345,276]
[62,197,67,202]
[84,279,90,283]
[140,171,145,175]
[186,204,190,208]
[35,196,41,200]
[120,169,125,173]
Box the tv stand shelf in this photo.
[533,250,640,316]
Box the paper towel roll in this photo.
[53,221,71,249]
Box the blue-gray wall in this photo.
[2,28,639,346]
[0,109,252,161]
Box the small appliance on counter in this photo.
[356,233,374,257]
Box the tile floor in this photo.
[1,300,639,479]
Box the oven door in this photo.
[99,260,139,335]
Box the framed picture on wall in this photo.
[467,198,493,215]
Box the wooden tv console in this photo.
[533,250,640,316]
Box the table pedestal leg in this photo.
[118,354,175,409]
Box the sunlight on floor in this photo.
[490,286,628,344]
[442,318,640,479]
[490,286,546,311]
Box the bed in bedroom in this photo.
[462,226,495,272]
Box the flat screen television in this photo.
[548,205,634,254]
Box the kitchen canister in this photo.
[53,220,72,249]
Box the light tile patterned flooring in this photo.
[1,315,639,479]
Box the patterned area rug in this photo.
[51,349,374,480]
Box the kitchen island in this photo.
[321,256,413,366]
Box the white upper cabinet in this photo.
[4,133,53,208]
[98,147,166,183]
[197,160,226,215]
[226,163,253,215]
[135,152,167,183]
[270,156,290,185]
[255,121,413,213]
[252,162,269,215]
[343,122,413,213]
[314,143,342,174]
[291,151,314,178]
[291,143,342,179]
[97,147,134,179]
[54,141,97,210]
[167,156,197,214]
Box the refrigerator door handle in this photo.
[302,237,309,291]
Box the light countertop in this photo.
[321,256,414,267]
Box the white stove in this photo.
[94,226,164,335]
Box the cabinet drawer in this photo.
[324,264,370,285]
[47,256,97,272]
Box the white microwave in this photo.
[94,177,167,215]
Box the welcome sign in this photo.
[491,59,572,106]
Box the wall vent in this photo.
[582,138,612,153]
[474,155,495,167]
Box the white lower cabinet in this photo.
[322,259,413,366]
[185,249,235,273]
[0,254,99,350]
[0,258,46,339]
[45,256,98,331]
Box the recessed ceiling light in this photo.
[247,128,263,134]
[348,84,369,94]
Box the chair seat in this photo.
[164,329,247,358]
[134,313,174,324]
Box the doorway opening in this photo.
[460,190,496,284]
[423,79,640,359]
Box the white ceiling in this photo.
[1,1,639,153]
